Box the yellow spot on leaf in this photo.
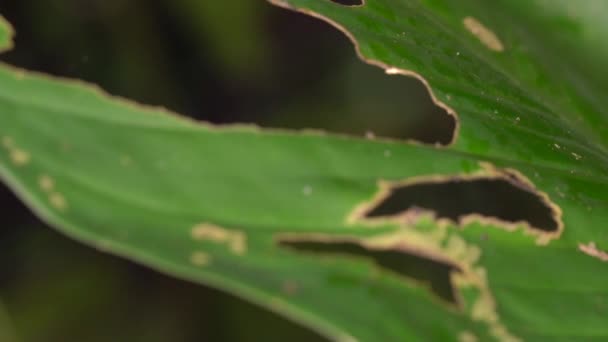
[9,149,30,166]
[49,192,68,211]
[190,251,212,266]
[191,223,247,255]
[38,175,55,192]
[2,137,31,166]
[463,16,504,52]
[37,173,68,211]
[459,331,478,342]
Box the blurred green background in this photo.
[0,1,442,341]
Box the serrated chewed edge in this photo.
[275,223,522,342]
[347,162,564,245]
[268,0,460,147]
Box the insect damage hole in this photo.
[364,175,560,235]
[279,238,461,305]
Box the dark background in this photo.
[0,1,440,341]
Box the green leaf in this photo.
[0,0,607,340]
[0,16,13,52]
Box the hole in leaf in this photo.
[328,0,363,6]
[366,176,559,233]
[279,237,461,305]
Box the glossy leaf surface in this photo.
[1,1,607,341]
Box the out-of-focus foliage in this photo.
[0,299,18,342]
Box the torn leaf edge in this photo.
[268,0,459,147]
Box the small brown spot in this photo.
[463,16,504,52]
[579,242,608,262]
[49,192,68,211]
[38,175,55,192]
[281,280,299,296]
[190,251,212,266]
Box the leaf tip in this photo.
[0,15,15,54]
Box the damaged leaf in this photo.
[1,1,608,341]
